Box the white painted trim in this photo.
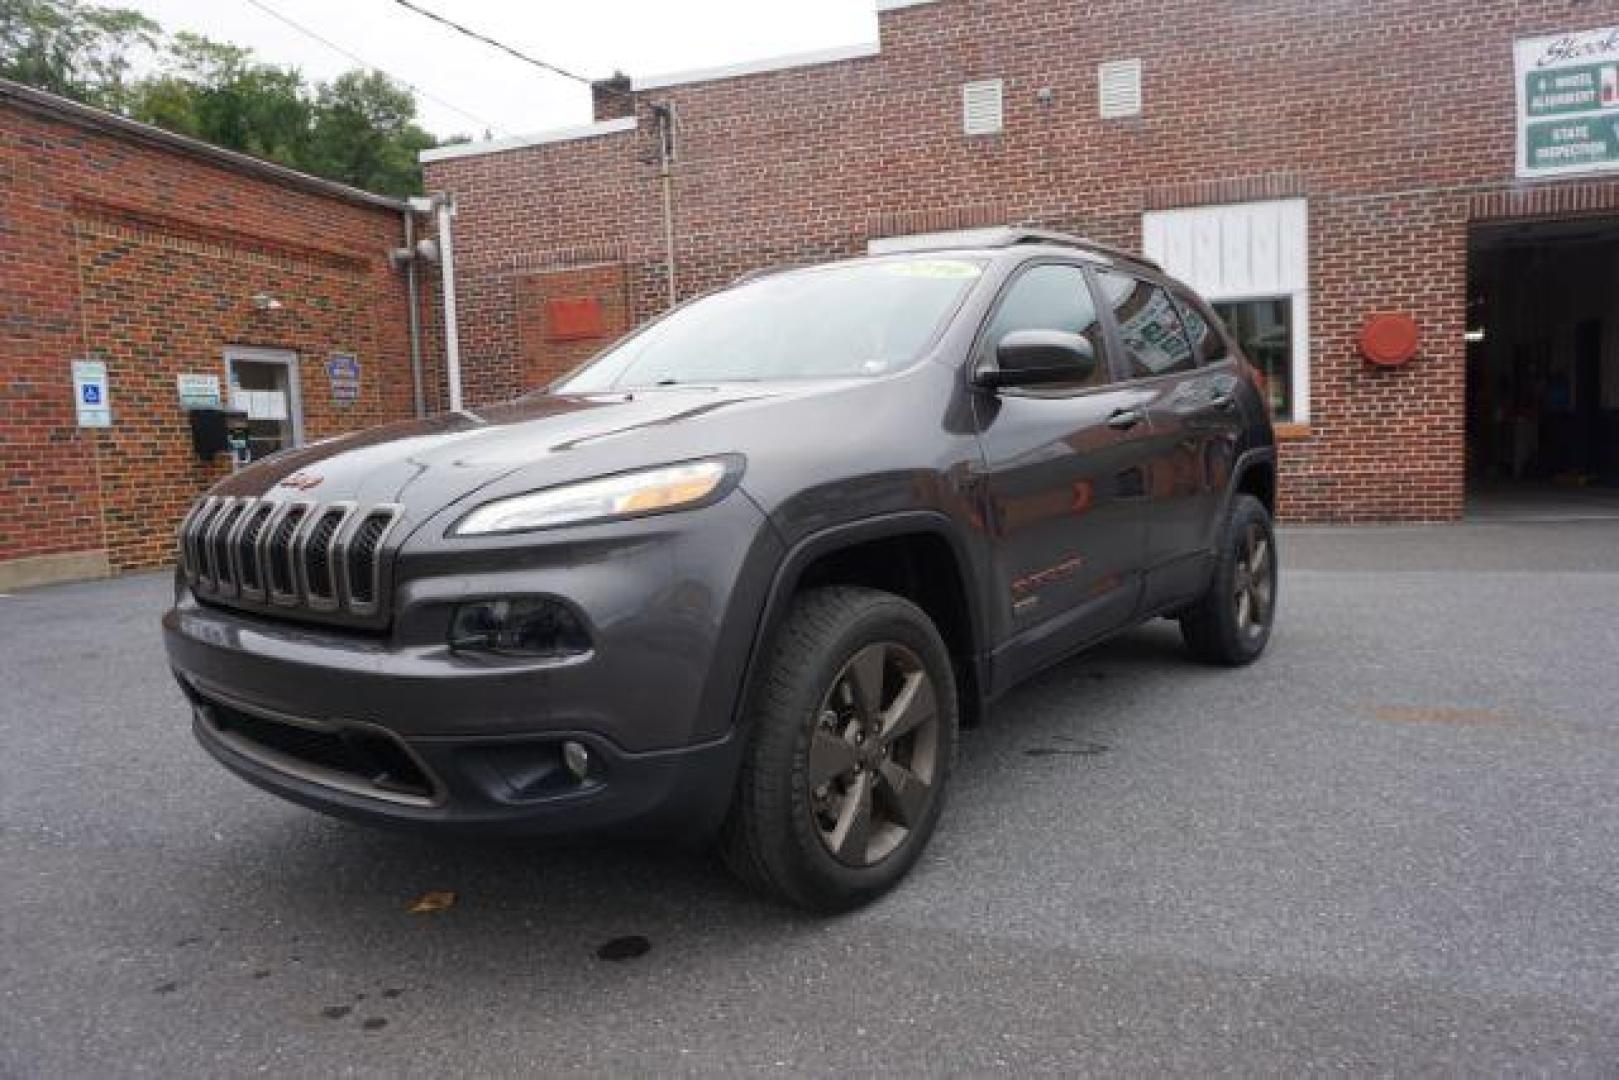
[631,42,880,91]
[419,117,638,164]
[1143,198,1310,423]
[876,0,943,10]
[868,228,1009,254]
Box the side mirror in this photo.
[975,330,1098,389]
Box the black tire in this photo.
[1180,494,1278,666]
[721,586,958,913]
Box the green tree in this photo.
[3,0,459,195]
[306,70,437,195]
[0,0,157,108]
[129,33,313,167]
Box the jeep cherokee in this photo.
[162,228,1278,912]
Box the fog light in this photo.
[449,598,591,658]
[562,740,590,782]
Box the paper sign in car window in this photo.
[884,259,984,279]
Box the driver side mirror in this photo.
[974,330,1098,390]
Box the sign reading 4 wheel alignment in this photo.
[1516,26,1619,179]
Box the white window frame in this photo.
[1143,199,1310,424]
[225,346,305,448]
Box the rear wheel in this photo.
[1180,494,1277,666]
[721,586,957,912]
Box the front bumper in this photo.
[179,673,740,836]
[161,492,781,837]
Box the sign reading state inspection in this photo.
[1516,26,1619,178]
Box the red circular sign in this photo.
[1359,314,1420,367]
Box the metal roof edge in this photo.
[419,117,638,165]
[631,42,881,92]
[0,77,412,213]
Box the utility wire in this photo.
[390,0,593,86]
[240,0,505,135]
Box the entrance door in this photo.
[1466,219,1619,514]
[226,347,303,463]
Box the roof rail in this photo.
[868,226,1162,271]
[1003,229,1162,271]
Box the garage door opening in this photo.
[1466,217,1619,519]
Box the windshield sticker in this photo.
[884,259,983,280]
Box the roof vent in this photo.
[962,79,1004,136]
[1098,59,1142,119]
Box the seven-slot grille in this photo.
[178,496,402,618]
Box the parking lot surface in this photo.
[3,520,1618,1076]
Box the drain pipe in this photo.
[401,204,426,418]
[651,102,677,308]
[433,194,464,413]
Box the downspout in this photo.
[651,102,677,308]
[402,207,425,418]
[434,194,464,413]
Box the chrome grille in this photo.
[179,496,403,621]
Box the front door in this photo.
[971,262,1153,688]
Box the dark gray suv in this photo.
[163,228,1278,911]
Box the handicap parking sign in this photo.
[72,360,111,427]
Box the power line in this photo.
[239,0,505,134]
[389,0,591,86]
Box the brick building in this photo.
[423,0,1619,524]
[1,79,438,589]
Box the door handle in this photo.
[1209,391,1237,410]
[1107,408,1145,431]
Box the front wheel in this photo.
[1180,494,1278,666]
[721,586,957,912]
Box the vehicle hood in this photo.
[210,382,855,514]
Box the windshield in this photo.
[555,257,984,391]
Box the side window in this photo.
[1095,270,1197,378]
[1174,294,1231,366]
[978,264,1109,390]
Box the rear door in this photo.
[1092,269,1239,609]
[971,261,1154,687]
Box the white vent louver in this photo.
[962,79,1004,136]
[1098,59,1142,119]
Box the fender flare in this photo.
[1214,446,1278,539]
[727,510,991,731]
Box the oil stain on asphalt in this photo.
[596,935,652,961]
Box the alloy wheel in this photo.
[1233,522,1275,641]
[807,642,941,867]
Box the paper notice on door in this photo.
[235,390,287,420]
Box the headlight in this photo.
[451,457,739,536]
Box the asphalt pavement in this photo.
[3,520,1618,1076]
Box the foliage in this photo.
[0,0,457,195]
[0,0,156,108]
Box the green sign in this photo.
[1524,118,1619,171]
[1525,64,1610,117]
[1515,27,1619,178]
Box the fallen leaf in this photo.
[407,890,456,915]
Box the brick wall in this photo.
[425,0,1619,523]
[1,92,427,576]
[515,260,632,389]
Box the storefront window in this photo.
[1213,298,1294,421]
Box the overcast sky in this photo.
[126,0,878,140]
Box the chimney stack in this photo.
[591,73,634,122]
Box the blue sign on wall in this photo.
[327,353,361,403]
[72,360,111,427]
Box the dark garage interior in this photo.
[1466,218,1619,515]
